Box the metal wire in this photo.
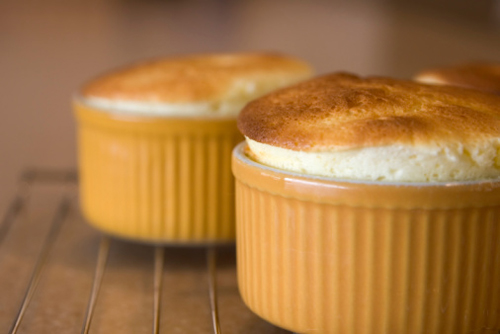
[153,246,165,334]
[1,168,251,334]
[0,172,31,249]
[81,236,111,334]
[0,168,77,250]
[207,247,222,334]
[0,196,25,249]
[8,196,71,334]
[21,168,77,184]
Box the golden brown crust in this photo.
[415,62,500,95]
[238,72,500,151]
[81,53,313,103]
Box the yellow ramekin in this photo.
[75,102,243,244]
[232,142,500,334]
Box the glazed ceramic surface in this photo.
[75,102,243,244]
[232,142,500,334]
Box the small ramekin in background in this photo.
[414,62,500,95]
[74,53,313,244]
[234,73,500,333]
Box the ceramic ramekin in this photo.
[75,101,243,244]
[232,142,500,334]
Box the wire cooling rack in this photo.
[0,169,288,334]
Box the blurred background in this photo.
[1,0,500,214]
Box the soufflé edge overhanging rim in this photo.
[72,94,241,120]
[233,141,500,188]
[233,142,500,187]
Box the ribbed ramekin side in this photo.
[79,122,241,243]
[235,180,500,334]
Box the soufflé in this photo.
[232,73,500,333]
[74,53,312,244]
